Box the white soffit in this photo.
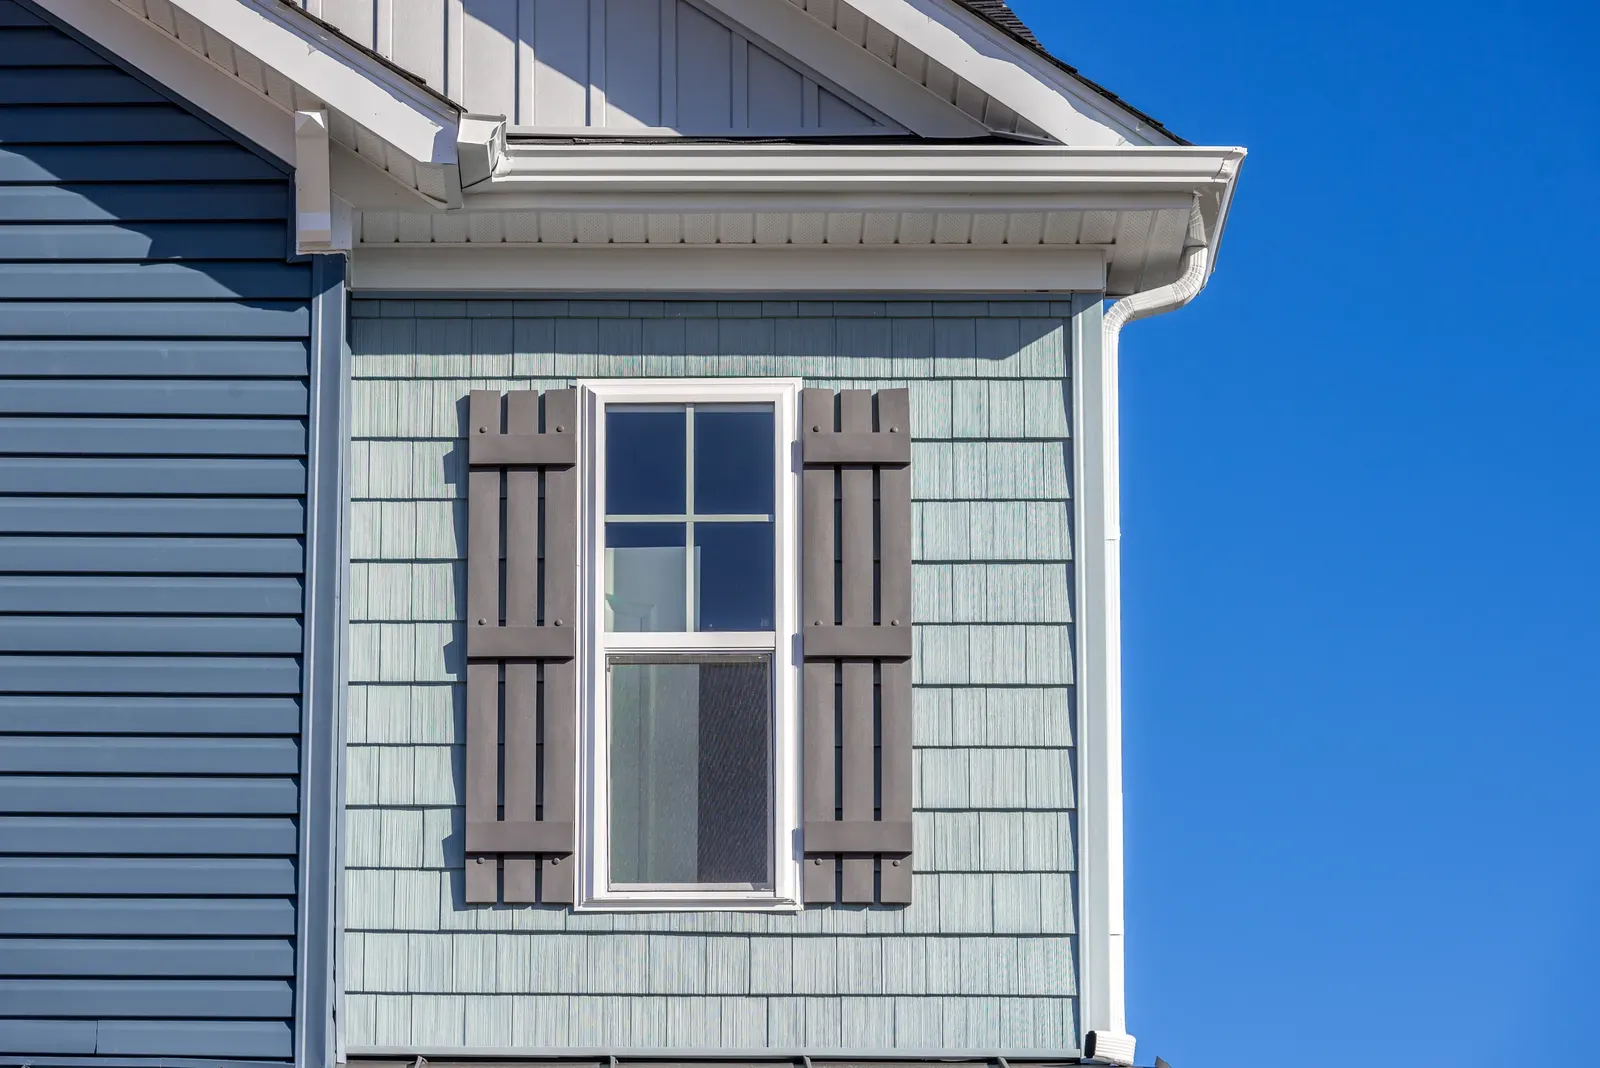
[87,0,463,205]
[354,145,1245,295]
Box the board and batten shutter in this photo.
[801,388,915,905]
[463,389,578,905]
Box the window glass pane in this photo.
[606,523,685,632]
[610,657,771,887]
[693,405,775,515]
[607,407,685,516]
[695,522,775,631]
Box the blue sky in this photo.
[1008,1,1600,1064]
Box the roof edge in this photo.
[950,0,1189,145]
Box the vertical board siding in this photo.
[0,3,309,1060]
[295,0,893,134]
[345,298,1078,1053]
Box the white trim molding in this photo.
[30,0,295,163]
[847,0,1178,146]
[349,245,1106,293]
[295,110,335,252]
[157,0,459,165]
[576,379,804,913]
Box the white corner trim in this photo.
[160,0,460,164]
[847,0,1178,146]
[295,110,336,252]
[1075,200,1211,1044]
[697,0,989,139]
[349,244,1106,293]
[30,0,294,163]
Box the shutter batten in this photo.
[462,388,578,907]
[799,387,915,906]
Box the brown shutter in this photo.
[463,388,578,905]
[800,388,914,906]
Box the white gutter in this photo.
[482,144,1248,199]
[1079,197,1213,1067]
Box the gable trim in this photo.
[694,0,981,138]
[26,0,296,167]
[159,0,459,165]
[850,0,1182,146]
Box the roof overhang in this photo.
[846,0,1180,146]
[351,144,1246,296]
[34,0,470,212]
[39,0,1239,289]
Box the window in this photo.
[579,380,801,909]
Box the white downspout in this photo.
[1085,198,1211,1066]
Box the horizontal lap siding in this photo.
[344,298,1079,1053]
[0,4,306,1060]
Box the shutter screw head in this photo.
[477,618,486,626]
[474,857,484,865]
[555,425,565,433]
[553,619,564,627]
[478,426,487,434]
[890,619,900,627]
[813,858,822,865]
[812,425,820,433]
[551,856,560,865]
[889,426,900,433]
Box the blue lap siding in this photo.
[0,2,315,1061]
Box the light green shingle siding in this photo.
[343,298,1080,1053]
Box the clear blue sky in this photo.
[1008,1,1600,1064]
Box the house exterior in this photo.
[0,2,1243,1067]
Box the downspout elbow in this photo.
[1104,197,1213,338]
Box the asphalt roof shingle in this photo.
[956,0,1045,49]
[952,0,1185,143]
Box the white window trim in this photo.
[576,378,803,912]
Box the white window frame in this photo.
[576,378,803,912]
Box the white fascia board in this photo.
[161,0,461,164]
[848,0,1181,147]
[350,245,1105,293]
[697,0,989,139]
[32,0,294,163]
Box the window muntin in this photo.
[581,381,802,911]
[603,403,776,633]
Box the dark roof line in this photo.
[272,0,462,113]
[951,0,1189,145]
[272,0,1178,146]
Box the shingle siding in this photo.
[345,297,1079,1053]
[0,2,311,1061]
